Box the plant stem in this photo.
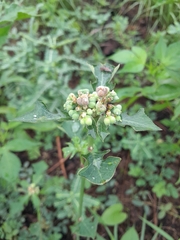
[79,176,86,218]
[114,225,118,240]
[104,226,114,240]
[140,213,146,240]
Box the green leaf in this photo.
[78,151,121,185]
[5,138,40,152]
[0,25,11,47]
[72,217,98,238]
[101,203,127,226]
[140,217,174,240]
[154,37,167,61]
[116,86,141,101]
[10,102,66,123]
[120,227,139,240]
[32,161,48,175]
[109,47,147,73]
[0,151,21,182]
[120,108,161,131]
[0,4,36,23]
[172,101,180,120]
[142,85,180,101]
[88,63,120,89]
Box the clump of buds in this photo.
[63,86,122,126]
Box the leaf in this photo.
[10,101,66,123]
[142,85,180,101]
[0,151,21,182]
[88,63,120,89]
[172,102,180,120]
[5,138,40,152]
[120,227,139,240]
[109,46,147,73]
[154,37,167,61]
[101,203,127,226]
[32,161,48,175]
[0,3,36,23]
[140,217,174,240]
[116,86,141,101]
[119,108,161,131]
[0,25,11,47]
[78,151,121,185]
[72,217,98,238]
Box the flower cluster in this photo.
[63,87,122,126]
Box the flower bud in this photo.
[87,109,93,115]
[68,110,75,116]
[116,104,122,111]
[80,118,86,125]
[72,113,79,120]
[104,117,111,126]
[112,108,121,116]
[115,116,122,122]
[109,116,116,124]
[77,94,89,106]
[66,104,73,111]
[84,116,92,126]
[88,102,96,108]
[96,86,109,97]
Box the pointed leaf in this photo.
[88,63,120,89]
[120,108,161,131]
[120,227,139,240]
[110,47,147,73]
[78,151,121,185]
[10,102,66,123]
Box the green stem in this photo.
[79,176,86,218]
[114,224,118,240]
[104,226,114,240]
[140,213,146,240]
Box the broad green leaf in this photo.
[142,84,180,101]
[32,161,48,175]
[116,86,141,101]
[109,46,147,73]
[10,102,66,123]
[140,217,174,240]
[154,37,167,61]
[0,151,21,182]
[72,217,98,238]
[120,108,161,131]
[88,63,120,89]
[0,25,11,47]
[101,203,127,226]
[120,227,139,240]
[5,138,40,152]
[78,151,121,185]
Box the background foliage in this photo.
[0,0,180,239]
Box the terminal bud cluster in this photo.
[63,87,122,126]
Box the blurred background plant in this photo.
[0,0,180,239]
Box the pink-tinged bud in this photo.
[77,94,89,106]
[96,86,109,97]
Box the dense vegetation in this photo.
[0,0,180,239]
